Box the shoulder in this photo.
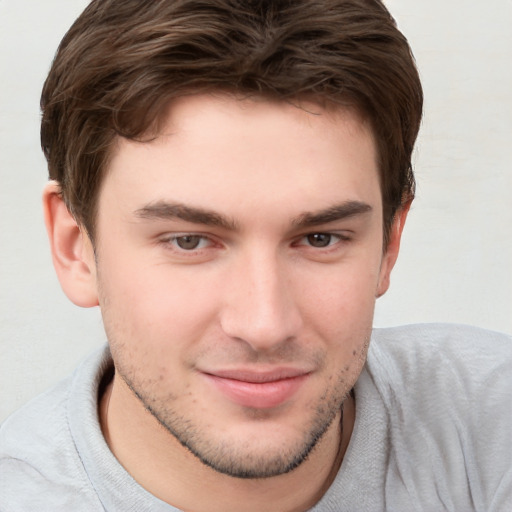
[368,323,512,424]
[0,347,109,510]
[371,322,511,360]
[367,324,512,510]
[369,323,511,390]
[368,323,512,429]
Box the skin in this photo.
[44,94,408,512]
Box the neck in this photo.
[100,374,355,512]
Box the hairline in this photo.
[75,90,399,253]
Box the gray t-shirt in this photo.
[1,324,511,511]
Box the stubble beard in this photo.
[119,365,351,479]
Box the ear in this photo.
[376,200,411,298]
[43,181,99,307]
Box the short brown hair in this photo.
[41,0,423,244]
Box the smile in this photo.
[201,369,310,409]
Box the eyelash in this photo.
[159,234,215,252]
[295,232,351,249]
[159,231,351,253]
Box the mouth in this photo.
[201,368,310,409]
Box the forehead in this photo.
[101,94,381,222]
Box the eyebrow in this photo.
[291,201,373,228]
[134,200,372,231]
[134,201,239,231]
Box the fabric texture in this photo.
[1,323,511,511]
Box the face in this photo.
[91,94,395,478]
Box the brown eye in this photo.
[306,233,333,248]
[175,235,203,250]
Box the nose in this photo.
[219,249,302,353]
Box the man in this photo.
[0,0,510,510]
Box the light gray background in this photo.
[1,0,511,422]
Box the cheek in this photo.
[300,258,380,323]
[97,256,221,356]
[297,260,378,362]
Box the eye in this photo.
[305,233,336,248]
[300,232,348,248]
[166,234,213,251]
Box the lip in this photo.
[201,368,310,409]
